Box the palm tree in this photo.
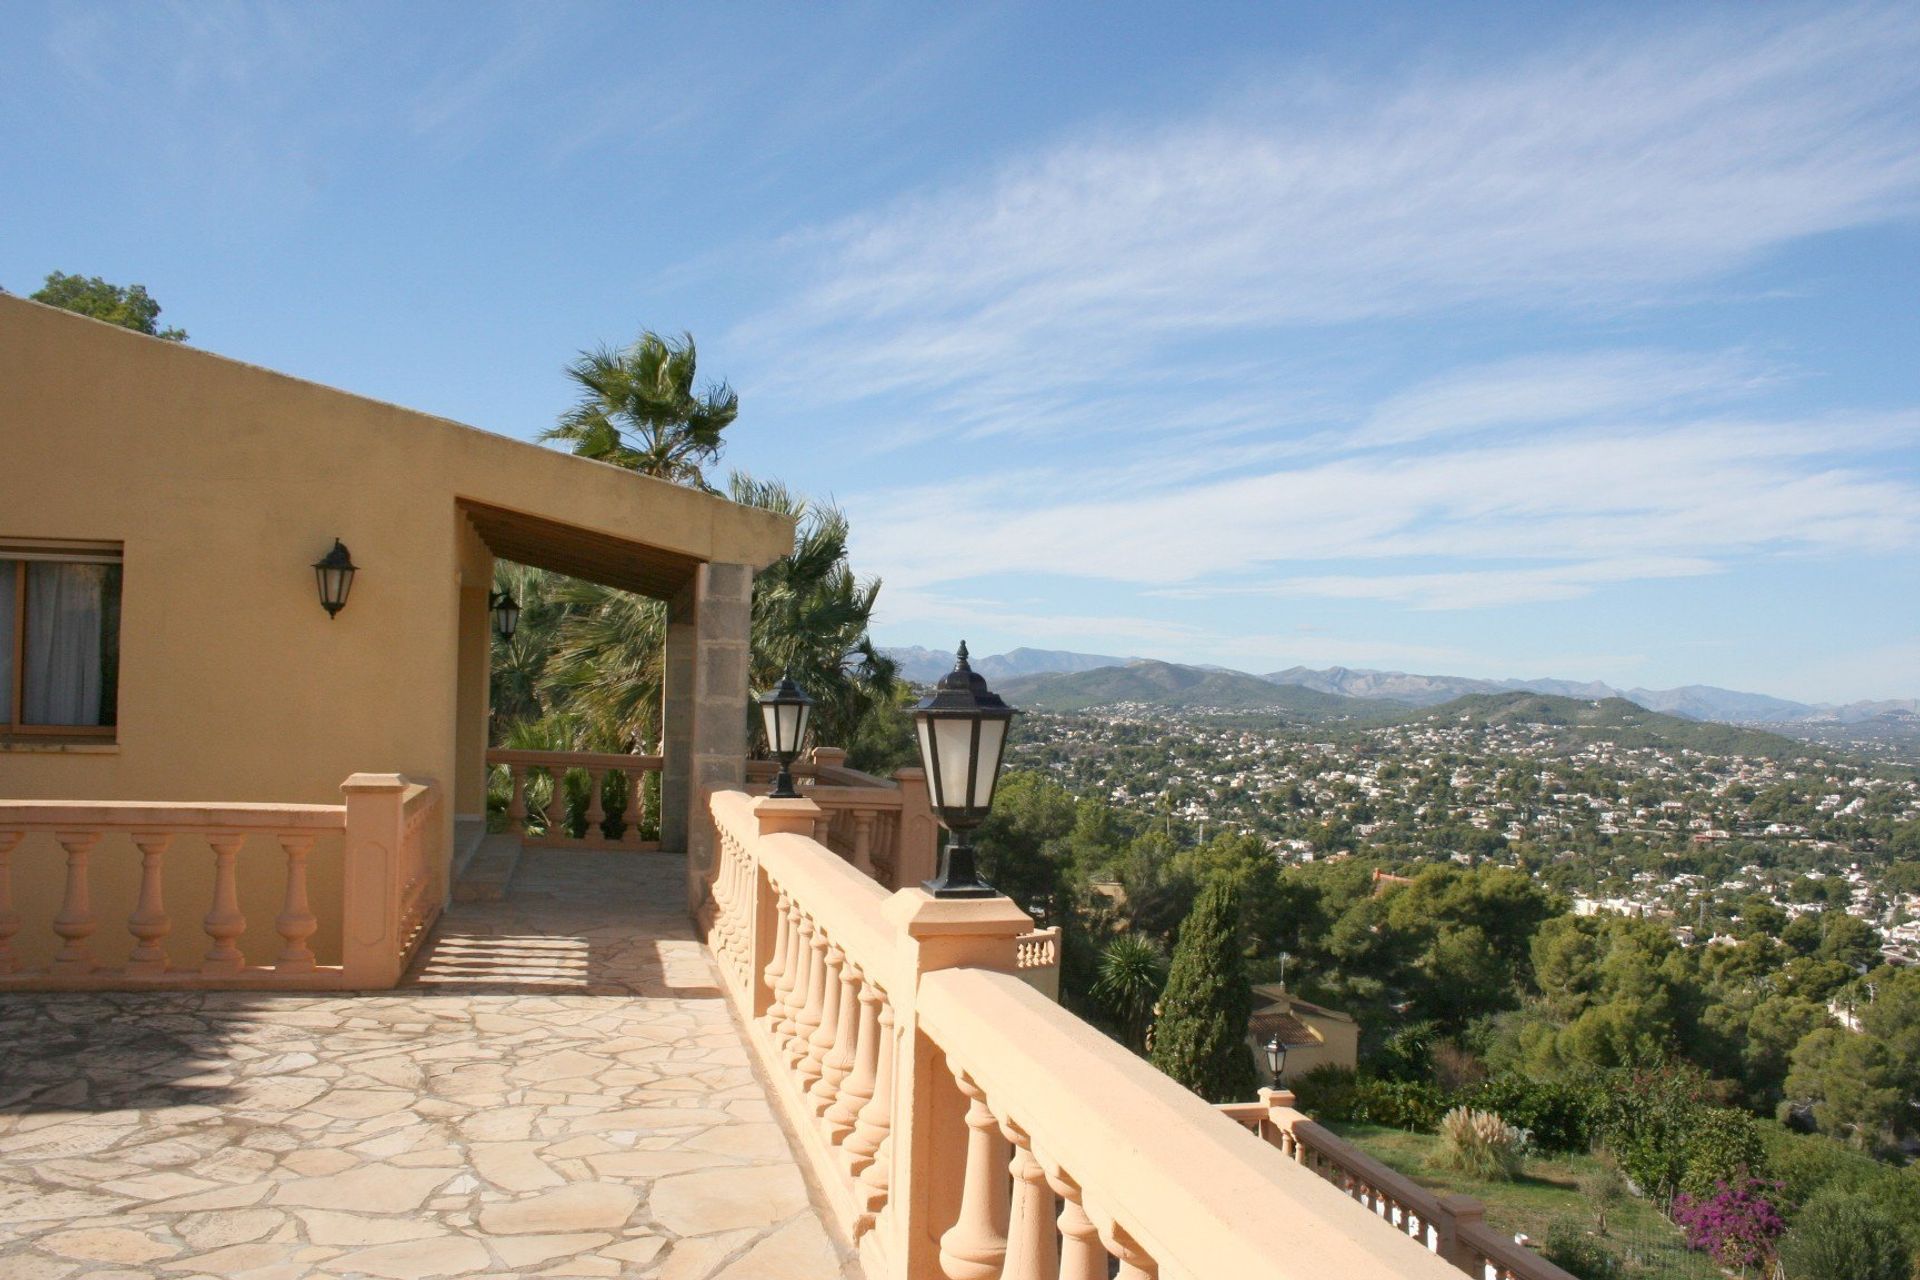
[542,330,737,489]
[517,474,895,755]
[1093,934,1169,1054]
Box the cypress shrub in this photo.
[1149,879,1258,1103]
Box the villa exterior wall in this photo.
[0,296,790,966]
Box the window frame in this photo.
[1,538,124,740]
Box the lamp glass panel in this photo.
[760,701,781,751]
[969,717,1008,808]
[318,565,352,609]
[793,700,811,751]
[933,716,976,812]
[915,718,939,806]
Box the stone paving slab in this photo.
[0,851,863,1280]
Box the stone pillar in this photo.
[685,562,754,910]
[880,889,1035,1280]
[659,581,697,855]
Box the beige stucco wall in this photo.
[0,296,791,968]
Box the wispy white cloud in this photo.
[848,409,1920,593]
[743,5,1920,433]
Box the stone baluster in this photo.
[1100,1221,1157,1280]
[51,830,100,972]
[126,832,174,976]
[774,898,807,1041]
[275,833,319,971]
[762,884,793,1028]
[812,814,831,845]
[0,831,23,974]
[585,769,608,844]
[1047,1170,1107,1280]
[813,953,861,1117]
[826,971,882,1144]
[541,767,566,840]
[801,942,846,1095]
[507,764,528,835]
[787,917,827,1067]
[938,1069,1010,1280]
[851,810,876,880]
[848,999,894,1177]
[202,833,248,975]
[999,1117,1057,1280]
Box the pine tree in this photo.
[1149,878,1258,1103]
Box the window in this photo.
[1,540,122,738]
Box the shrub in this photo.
[1437,1106,1528,1181]
[1776,1190,1912,1280]
[1351,1078,1450,1131]
[1462,1077,1602,1154]
[1670,1177,1787,1272]
[1290,1065,1359,1119]
[1677,1107,1770,1201]
[1542,1220,1621,1280]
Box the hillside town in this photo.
[1012,704,1920,966]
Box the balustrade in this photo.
[1222,1093,1580,1280]
[0,776,444,992]
[704,785,1463,1280]
[486,748,661,850]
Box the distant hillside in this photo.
[885,645,1129,684]
[1412,692,1815,757]
[998,660,1365,716]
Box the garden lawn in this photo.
[1323,1122,1721,1280]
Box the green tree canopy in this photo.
[30,271,186,339]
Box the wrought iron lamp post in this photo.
[912,641,1021,898]
[1264,1034,1288,1091]
[757,672,814,800]
[312,539,358,619]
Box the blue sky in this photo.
[5,2,1918,703]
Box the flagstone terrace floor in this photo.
[0,851,863,1280]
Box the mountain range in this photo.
[882,647,1918,731]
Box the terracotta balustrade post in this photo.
[1101,1221,1158,1280]
[1434,1193,1487,1270]
[762,884,793,1028]
[789,916,827,1067]
[274,833,319,971]
[826,971,882,1145]
[126,832,174,976]
[880,885,1033,1280]
[201,833,248,975]
[938,1069,1009,1280]
[585,769,608,845]
[0,831,19,974]
[998,1117,1057,1280]
[852,811,877,881]
[1047,1170,1107,1280]
[848,999,895,1176]
[341,773,410,988]
[51,830,101,972]
[803,942,846,1096]
[507,765,528,835]
[625,769,644,846]
[814,953,862,1116]
[891,768,939,888]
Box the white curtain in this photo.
[0,562,13,721]
[24,562,108,726]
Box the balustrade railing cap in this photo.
[752,794,824,836]
[340,773,410,793]
[882,887,1034,939]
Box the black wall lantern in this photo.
[312,539,357,619]
[490,590,521,639]
[757,671,814,799]
[1264,1034,1289,1090]
[912,641,1021,898]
